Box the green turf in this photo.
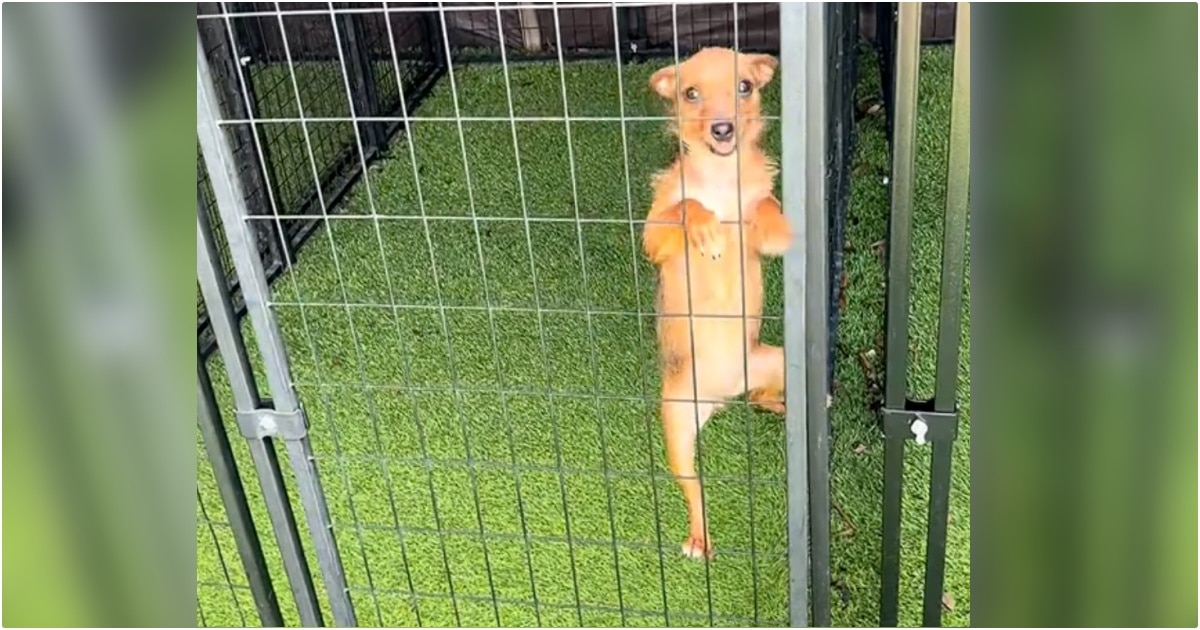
[198,46,969,628]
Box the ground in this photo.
[197,44,969,628]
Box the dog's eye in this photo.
[738,79,753,96]
[684,87,700,102]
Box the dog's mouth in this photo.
[706,142,737,157]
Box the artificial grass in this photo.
[197,45,969,628]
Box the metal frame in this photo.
[197,359,285,627]
[198,33,358,627]
[879,3,969,627]
[781,4,832,626]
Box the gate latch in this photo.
[236,407,308,441]
[881,404,959,444]
[910,417,929,445]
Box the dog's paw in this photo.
[758,401,786,415]
[753,212,793,256]
[749,388,786,415]
[682,534,715,561]
[684,205,724,260]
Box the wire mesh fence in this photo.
[196,2,876,627]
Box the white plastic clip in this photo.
[911,418,929,445]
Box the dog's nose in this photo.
[710,121,735,142]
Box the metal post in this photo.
[880,3,921,627]
[197,360,285,628]
[780,4,810,626]
[923,4,970,626]
[197,4,285,284]
[874,3,898,152]
[196,200,323,627]
[804,3,832,627]
[198,33,358,628]
[337,11,387,154]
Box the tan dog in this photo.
[642,48,792,560]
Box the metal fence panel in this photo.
[195,3,874,627]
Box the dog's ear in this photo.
[649,65,678,100]
[743,53,779,88]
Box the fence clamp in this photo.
[236,406,308,441]
[882,403,958,445]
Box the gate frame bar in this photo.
[197,198,324,627]
[197,356,285,627]
[782,3,833,626]
[197,33,358,627]
[879,3,969,627]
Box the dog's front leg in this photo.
[644,198,724,263]
[747,196,793,256]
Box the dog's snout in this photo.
[710,121,735,142]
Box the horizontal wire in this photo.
[338,523,787,561]
[219,115,780,124]
[269,301,783,321]
[345,523,788,559]
[244,214,764,226]
[342,583,786,626]
[198,1,746,20]
[313,453,787,486]
[288,381,786,408]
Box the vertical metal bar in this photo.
[197,360,285,628]
[880,432,907,627]
[197,34,358,627]
[922,440,955,627]
[923,5,970,626]
[804,4,832,626]
[875,2,898,153]
[935,2,970,414]
[421,7,446,69]
[779,4,810,627]
[880,5,921,627]
[336,11,387,154]
[614,4,632,61]
[196,202,323,627]
[883,2,921,410]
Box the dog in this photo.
[641,47,793,560]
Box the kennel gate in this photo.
[193,2,968,627]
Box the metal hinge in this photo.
[881,401,958,445]
[236,406,308,440]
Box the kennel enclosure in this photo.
[197,2,968,627]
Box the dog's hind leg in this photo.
[662,371,720,560]
[745,343,786,415]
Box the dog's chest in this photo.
[683,174,769,222]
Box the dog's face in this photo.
[650,47,778,157]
